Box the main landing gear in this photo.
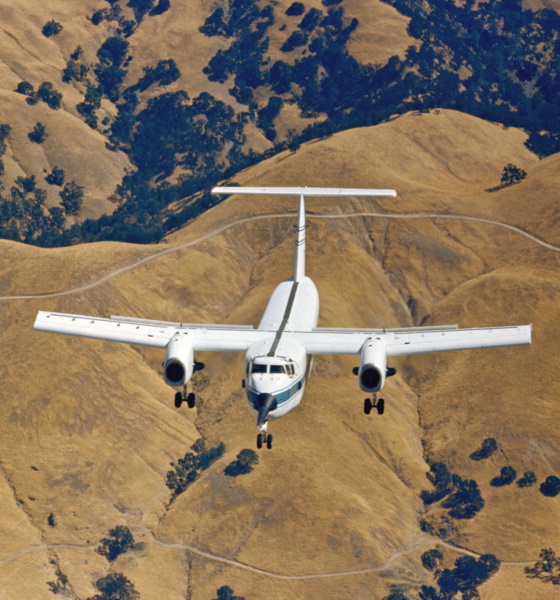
[174,386,195,409]
[256,422,273,450]
[364,394,385,416]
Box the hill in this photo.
[1,109,559,599]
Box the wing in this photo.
[34,311,267,352]
[288,325,532,355]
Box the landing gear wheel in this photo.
[174,392,183,408]
[376,398,385,415]
[187,392,195,408]
[257,433,263,449]
[266,434,273,449]
[364,398,373,415]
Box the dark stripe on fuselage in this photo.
[267,281,299,357]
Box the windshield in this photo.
[270,365,285,374]
[252,363,267,374]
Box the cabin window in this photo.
[270,364,285,374]
[252,363,267,374]
[287,362,295,376]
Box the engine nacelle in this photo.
[358,337,387,392]
[164,332,194,386]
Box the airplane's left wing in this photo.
[289,324,532,355]
[34,311,266,352]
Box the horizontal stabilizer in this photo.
[212,186,397,197]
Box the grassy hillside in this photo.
[1,110,559,598]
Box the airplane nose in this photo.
[255,393,278,427]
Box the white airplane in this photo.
[34,187,531,449]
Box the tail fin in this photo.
[212,187,397,282]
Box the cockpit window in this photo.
[270,365,285,374]
[252,364,267,374]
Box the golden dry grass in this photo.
[0,109,559,598]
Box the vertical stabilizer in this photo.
[293,193,306,282]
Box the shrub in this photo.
[469,438,498,461]
[150,0,171,16]
[224,449,259,476]
[0,123,11,155]
[540,476,560,497]
[42,20,63,37]
[517,471,537,488]
[47,513,57,527]
[97,525,135,562]
[490,466,517,487]
[28,122,48,143]
[281,30,308,52]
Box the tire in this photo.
[266,434,273,450]
[257,434,263,449]
[174,392,183,408]
[377,398,385,415]
[187,392,195,408]
[364,398,372,415]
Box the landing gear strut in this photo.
[364,394,385,415]
[174,386,195,409]
[256,422,273,450]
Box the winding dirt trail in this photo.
[0,531,535,579]
[1,210,558,302]
[0,209,547,579]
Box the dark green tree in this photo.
[97,525,135,562]
[500,163,527,186]
[469,438,498,461]
[422,549,444,571]
[525,548,560,584]
[28,122,48,144]
[87,573,139,600]
[59,181,84,216]
[540,476,560,497]
[213,586,245,600]
[45,166,65,186]
[490,466,517,487]
[224,449,259,477]
[517,471,537,488]
[42,20,63,37]
[37,82,62,109]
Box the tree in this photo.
[500,163,527,186]
[213,586,245,600]
[540,476,560,497]
[28,122,48,143]
[525,548,560,584]
[422,549,444,571]
[45,166,65,186]
[37,82,62,109]
[224,449,259,476]
[517,471,537,488]
[469,438,498,461]
[15,81,34,96]
[97,525,135,562]
[59,181,84,216]
[490,466,517,487]
[87,573,139,600]
[286,2,305,16]
[42,20,63,37]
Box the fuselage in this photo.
[244,276,319,424]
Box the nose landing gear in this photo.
[364,394,385,415]
[256,422,273,449]
[174,385,195,409]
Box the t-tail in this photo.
[212,186,398,282]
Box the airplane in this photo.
[34,187,532,449]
